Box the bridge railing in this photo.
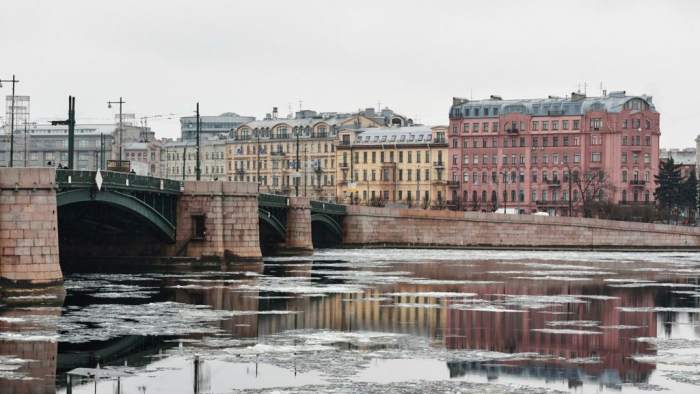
[258,193,289,208]
[310,200,347,215]
[56,169,182,195]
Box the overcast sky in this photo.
[2,0,699,148]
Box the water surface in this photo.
[2,249,700,393]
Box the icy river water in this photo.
[2,249,700,393]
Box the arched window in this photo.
[472,190,477,202]
[645,190,650,202]
[573,190,579,201]
[482,190,487,202]
[491,190,497,202]
[542,190,548,201]
[622,190,627,202]
[552,190,558,201]
[463,190,468,201]
[452,190,457,202]
[532,190,538,202]
[519,190,524,202]
[503,190,507,203]
[511,190,516,202]
[633,190,639,202]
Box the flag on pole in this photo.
[312,160,318,168]
[259,148,266,154]
[289,161,295,168]
[236,147,243,155]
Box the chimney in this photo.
[571,92,586,102]
[272,107,278,119]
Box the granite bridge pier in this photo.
[3,167,700,288]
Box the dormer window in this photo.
[390,136,396,142]
[400,135,406,142]
[408,135,415,142]
[417,135,423,141]
[381,136,387,142]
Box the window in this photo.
[532,121,539,131]
[563,136,569,146]
[563,153,569,164]
[622,171,627,182]
[590,119,602,130]
[372,152,377,163]
[574,153,579,163]
[563,120,569,130]
[543,137,549,147]
[453,155,458,165]
[552,121,559,131]
[592,152,601,163]
[492,154,497,164]
[542,121,549,131]
[453,124,458,133]
[463,138,469,148]
[520,137,526,147]
[520,154,525,164]
[644,153,650,164]
[473,123,479,132]
[463,154,469,164]
[622,136,627,146]
[452,139,458,148]
[483,138,488,147]
[542,154,548,164]
[633,153,639,164]
[574,136,580,146]
[532,171,538,183]
[493,138,498,148]
[532,137,539,147]
[511,154,516,164]
[463,172,469,183]
[573,120,580,130]
[483,122,489,132]
[493,122,499,132]
[645,136,650,146]
[192,215,206,239]
[408,151,412,163]
[473,154,479,164]
[363,152,367,163]
[553,137,559,147]
[463,123,469,133]
[645,120,651,129]
[532,154,538,164]
[473,138,479,148]
[483,154,488,165]
[623,119,628,129]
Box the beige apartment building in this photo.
[336,126,448,205]
[164,139,227,181]
[225,108,412,200]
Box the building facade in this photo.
[123,139,169,177]
[336,126,448,205]
[164,139,226,181]
[224,109,389,200]
[180,112,255,141]
[448,91,660,215]
[0,123,115,169]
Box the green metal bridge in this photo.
[55,170,346,244]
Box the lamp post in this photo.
[416,165,421,209]
[0,75,20,167]
[517,166,521,214]
[22,120,35,167]
[502,169,508,213]
[295,128,300,196]
[107,97,125,171]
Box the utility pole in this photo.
[195,103,201,181]
[517,166,521,214]
[107,97,125,170]
[295,128,300,196]
[304,144,307,197]
[256,131,261,192]
[350,144,354,205]
[0,75,19,167]
[67,96,75,169]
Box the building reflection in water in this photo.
[0,294,65,394]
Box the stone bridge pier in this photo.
[171,181,262,262]
[282,196,313,255]
[0,168,62,288]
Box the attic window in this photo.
[390,136,396,142]
[355,136,362,143]
[408,135,415,142]
[364,136,370,142]
[400,135,406,142]
[381,136,387,142]
[417,135,424,141]
[373,136,379,142]
[426,135,432,141]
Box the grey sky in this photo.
[2,0,699,148]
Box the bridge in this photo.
[51,169,346,260]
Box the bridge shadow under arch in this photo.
[57,188,176,257]
[258,209,286,256]
[311,213,343,248]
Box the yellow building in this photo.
[336,126,448,206]
[226,110,385,200]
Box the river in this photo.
[1,249,700,393]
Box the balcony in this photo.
[630,145,643,152]
[433,161,445,168]
[447,181,460,188]
[339,162,349,169]
[431,179,446,186]
[270,134,290,140]
[235,168,245,174]
[434,137,446,144]
[310,133,329,138]
[314,166,323,173]
[630,180,647,187]
[338,180,348,186]
[270,151,286,157]
[236,136,252,141]
[505,128,518,134]
[546,179,561,186]
[536,200,570,207]
[338,141,352,147]
[618,200,653,205]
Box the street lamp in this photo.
[416,164,421,209]
[0,75,20,167]
[107,97,125,171]
[21,120,36,167]
[501,169,508,213]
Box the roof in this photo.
[450,92,657,117]
[348,126,439,145]
[12,124,115,136]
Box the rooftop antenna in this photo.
[288,103,293,118]
[599,82,603,97]
[584,83,588,95]
[299,100,303,112]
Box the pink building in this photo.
[448,91,660,216]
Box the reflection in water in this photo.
[2,251,700,393]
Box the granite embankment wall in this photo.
[343,206,700,248]
[0,168,62,286]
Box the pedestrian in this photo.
[130,169,136,174]
[57,163,63,169]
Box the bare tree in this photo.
[431,196,448,210]
[470,196,482,212]
[572,171,617,218]
[486,197,498,212]
[421,197,431,210]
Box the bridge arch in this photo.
[258,209,286,241]
[57,188,175,242]
[311,213,343,247]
